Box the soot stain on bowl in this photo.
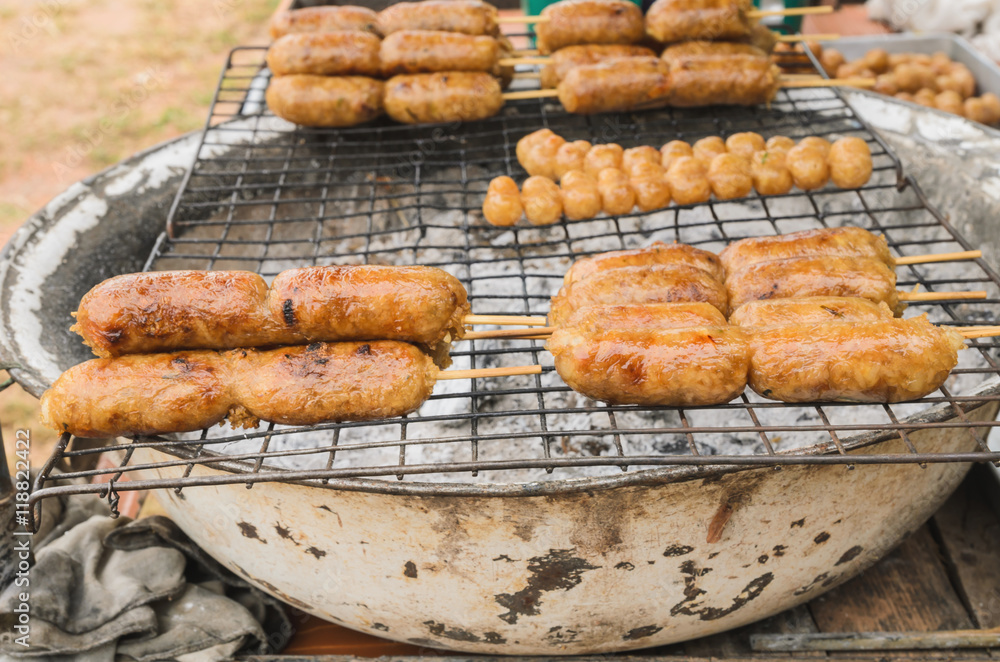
[494,548,601,624]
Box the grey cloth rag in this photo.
[0,502,292,661]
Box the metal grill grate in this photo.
[29,45,1000,524]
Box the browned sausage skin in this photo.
[719,226,894,276]
[270,6,380,39]
[729,296,894,326]
[377,0,499,36]
[749,317,965,403]
[266,75,384,127]
[384,72,503,123]
[540,44,656,88]
[267,32,382,77]
[646,0,753,43]
[379,30,500,76]
[40,341,438,438]
[535,0,645,54]
[563,241,724,284]
[72,266,470,356]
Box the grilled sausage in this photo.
[749,149,793,196]
[72,266,470,356]
[270,6,379,39]
[380,30,499,76]
[629,161,672,211]
[718,226,894,276]
[540,44,657,88]
[547,326,750,406]
[646,0,753,43]
[535,0,645,54]
[482,176,523,226]
[584,144,624,177]
[554,140,592,180]
[377,0,499,36]
[748,317,965,403]
[384,72,503,123]
[707,153,753,200]
[40,341,438,438]
[266,75,384,127]
[521,176,563,225]
[827,137,873,189]
[559,170,603,220]
[517,129,566,179]
[557,57,672,114]
[549,263,729,325]
[661,41,767,62]
[726,255,900,313]
[560,301,727,330]
[563,241,724,285]
[660,140,694,169]
[267,32,382,77]
[725,131,766,160]
[596,168,636,215]
[666,155,711,205]
[665,55,781,107]
[729,296,895,327]
[785,144,829,190]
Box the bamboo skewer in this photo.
[464,314,549,326]
[497,6,833,23]
[438,365,544,380]
[895,249,982,265]
[776,33,839,42]
[898,290,987,302]
[961,326,1000,339]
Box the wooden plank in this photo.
[680,604,821,658]
[932,467,1000,630]
[808,525,974,633]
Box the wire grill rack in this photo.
[29,45,1000,524]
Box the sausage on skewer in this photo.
[646,0,754,44]
[266,75,384,127]
[72,266,470,357]
[379,30,501,76]
[564,241,724,284]
[729,296,895,326]
[535,0,646,54]
[540,44,656,88]
[719,226,893,276]
[377,0,500,36]
[267,32,383,77]
[40,341,439,438]
[384,72,503,123]
[270,6,380,39]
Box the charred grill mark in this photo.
[494,549,600,624]
[282,299,296,326]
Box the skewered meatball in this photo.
[725,132,765,161]
[622,146,663,177]
[708,153,753,200]
[765,135,795,153]
[560,170,603,220]
[482,176,523,226]
[874,73,899,96]
[667,156,711,205]
[785,144,829,190]
[797,136,831,158]
[585,144,625,177]
[554,140,593,180]
[629,162,672,211]
[563,241,725,285]
[597,168,636,215]
[517,129,566,179]
[729,296,895,327]
[748,317,965,403]
[521,176,563,225]
[828,137,873,189]
[547,326,750,406]
[661,140,694,169]
[750,149,793,196]
[692,136,728,169]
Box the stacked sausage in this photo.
[483,128,873,226]
[266,1,514,126]
[546,232,967,406]
[41,265,472,438]
[818,47,1000,127]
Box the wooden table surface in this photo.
[275,465,1000,660]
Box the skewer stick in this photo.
[895,250,982,266]
[749,5,833,17]
[497,15,549,23]
[777,33,839,42]
[463,326,557,340]
[512,49,540,56]
[499,56,550,66]
[960,326,1000,339]
[512,71,542,79]
[438,365,543,380]
[898,290,988,302]
[464,314,549,326]
[503,88,558,101]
